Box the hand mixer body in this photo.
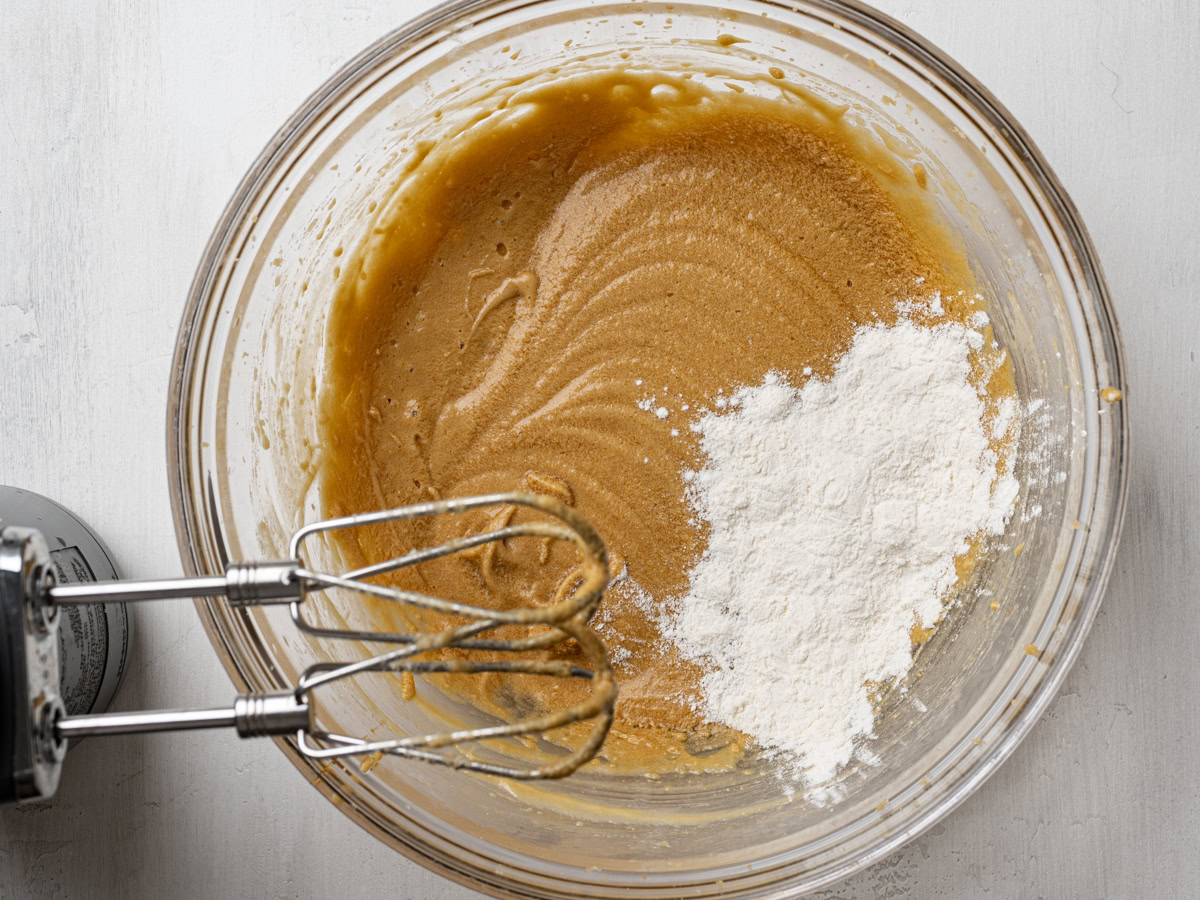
[0,525,67,804]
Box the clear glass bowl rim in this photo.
[166,0,1130,895]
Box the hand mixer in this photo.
[0,490,617,805]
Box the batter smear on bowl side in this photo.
[316,64,1018,781]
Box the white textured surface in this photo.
[0,2,1196,897]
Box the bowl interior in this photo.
[171,1,1125,895]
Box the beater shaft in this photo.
[55,693,310,738]
[48,561,301,606]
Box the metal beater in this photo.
[0,492,616,805]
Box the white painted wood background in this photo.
[1,1,1196,897]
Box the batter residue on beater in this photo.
[317,63,1003,772]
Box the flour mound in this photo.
[660,318,1017,785]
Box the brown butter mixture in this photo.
[318,68,981,767]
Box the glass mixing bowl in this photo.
[167,0,1128,895]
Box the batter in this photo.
[317,64,1001,770]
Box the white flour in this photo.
[659,315,1018,786]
